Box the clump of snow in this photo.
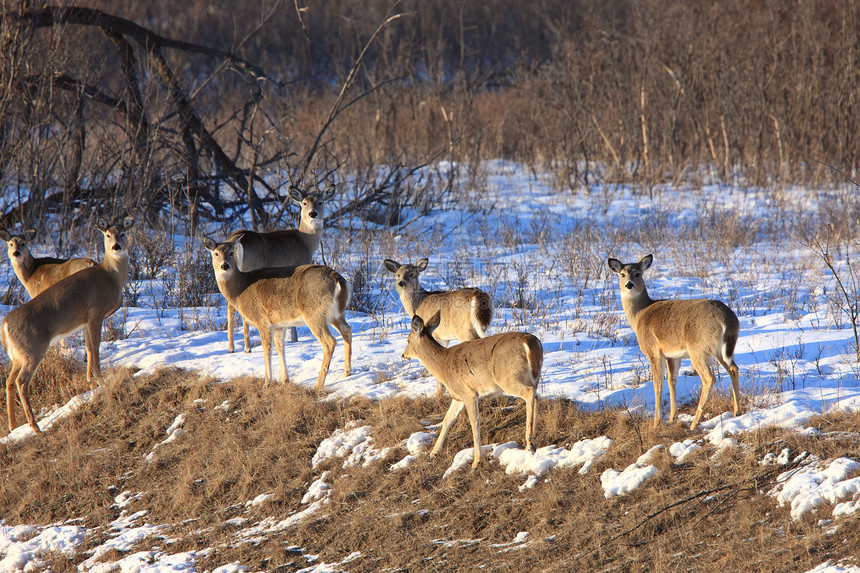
[600,445,663,498]
[406,431,435,454]
[144,413,186,463]
[302,472,333,504]
[770,457,860,521]
[245,493,276,509]
[804,560,860,573]
[312,421,383,469]
[0,525,86,572]
[440,437,613,485]
[669,439,702,463]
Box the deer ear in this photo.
[0,230,11,242]
[607,258,623,273]
[383,259,400,273]
[202,237,218,252]
[410,314,425,332]
[122,215,135,229]
[415,258,429,272]
[321,184,335,201]
[639,254,653,270]
[425,310,442,331]
[96,218,108,233]
[289,185,306,203]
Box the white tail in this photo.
[1,228,96,298]
[607,254,742,430]
[384,257,493,395]
[402,311,542,469]
[203,237,351,391]
[2,216,134,434]
[224,185,335,352]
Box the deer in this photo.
[0,228,97,299]
[1,216,134,434]
[223,184,336,353]
[607,254,742,430]
[203,237,351,391]
[402,311,542,470]
[383,257,493,396]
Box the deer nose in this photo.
[221,263,230,271]
[111,243,122,251]
[398,281,405,288]
[309,210,318,219]
[401,352,407,360]
[625,281,634,290]
[11,250,19,257]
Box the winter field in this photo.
[2,162,860,572]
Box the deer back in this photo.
[3,265,122,350]
[25,257,98,298]
[414,288,491,342]
[423,331,541,400]
[636,298,738,358]
[227,229,315,272]
[223,264,348,330]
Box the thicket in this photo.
[1,0,858,233]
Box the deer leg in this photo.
[431,399,465,457]
[6,362,21,432]
[718,357,743,417]
[524,388,538,453]
[689,355,717,430]
[649,355,666,428]
[288,326,298,344]
[227,303,236,353]
[308,322,336,392]
[274,327,288,384]
[464,394,482,469]
[243,319,251,353]
[15,365,40,433]
[259,326,273,387]
[332,316,352,377]
[85,319,102,384]
[666,357,681,422]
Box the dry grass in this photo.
[1,365,858,572]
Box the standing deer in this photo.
[1,228,96,298]
[203,237,351,391]
[383,257,492,396]
[402,311,542,470]
[2,216,134,434]
[607,254,742,430]
[224,185,335,352]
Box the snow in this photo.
[3,163,860,571]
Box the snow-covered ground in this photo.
[2,163,860,572]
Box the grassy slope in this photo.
[2,364,858,572]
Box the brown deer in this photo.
[384,257,492,395]
[1,228,96,298]
[224,185,335,352]
[203,237,351,391]
[2,217,134,433]
[402,312,542,469]
[607,254,742,430]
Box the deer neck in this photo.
[101,251,130,288]
[217,266,250,305]
[620,285,655,330]
[297,218,324,254]
[400,285,428,317]
[413,336,448,378]
[10,254,35,284]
